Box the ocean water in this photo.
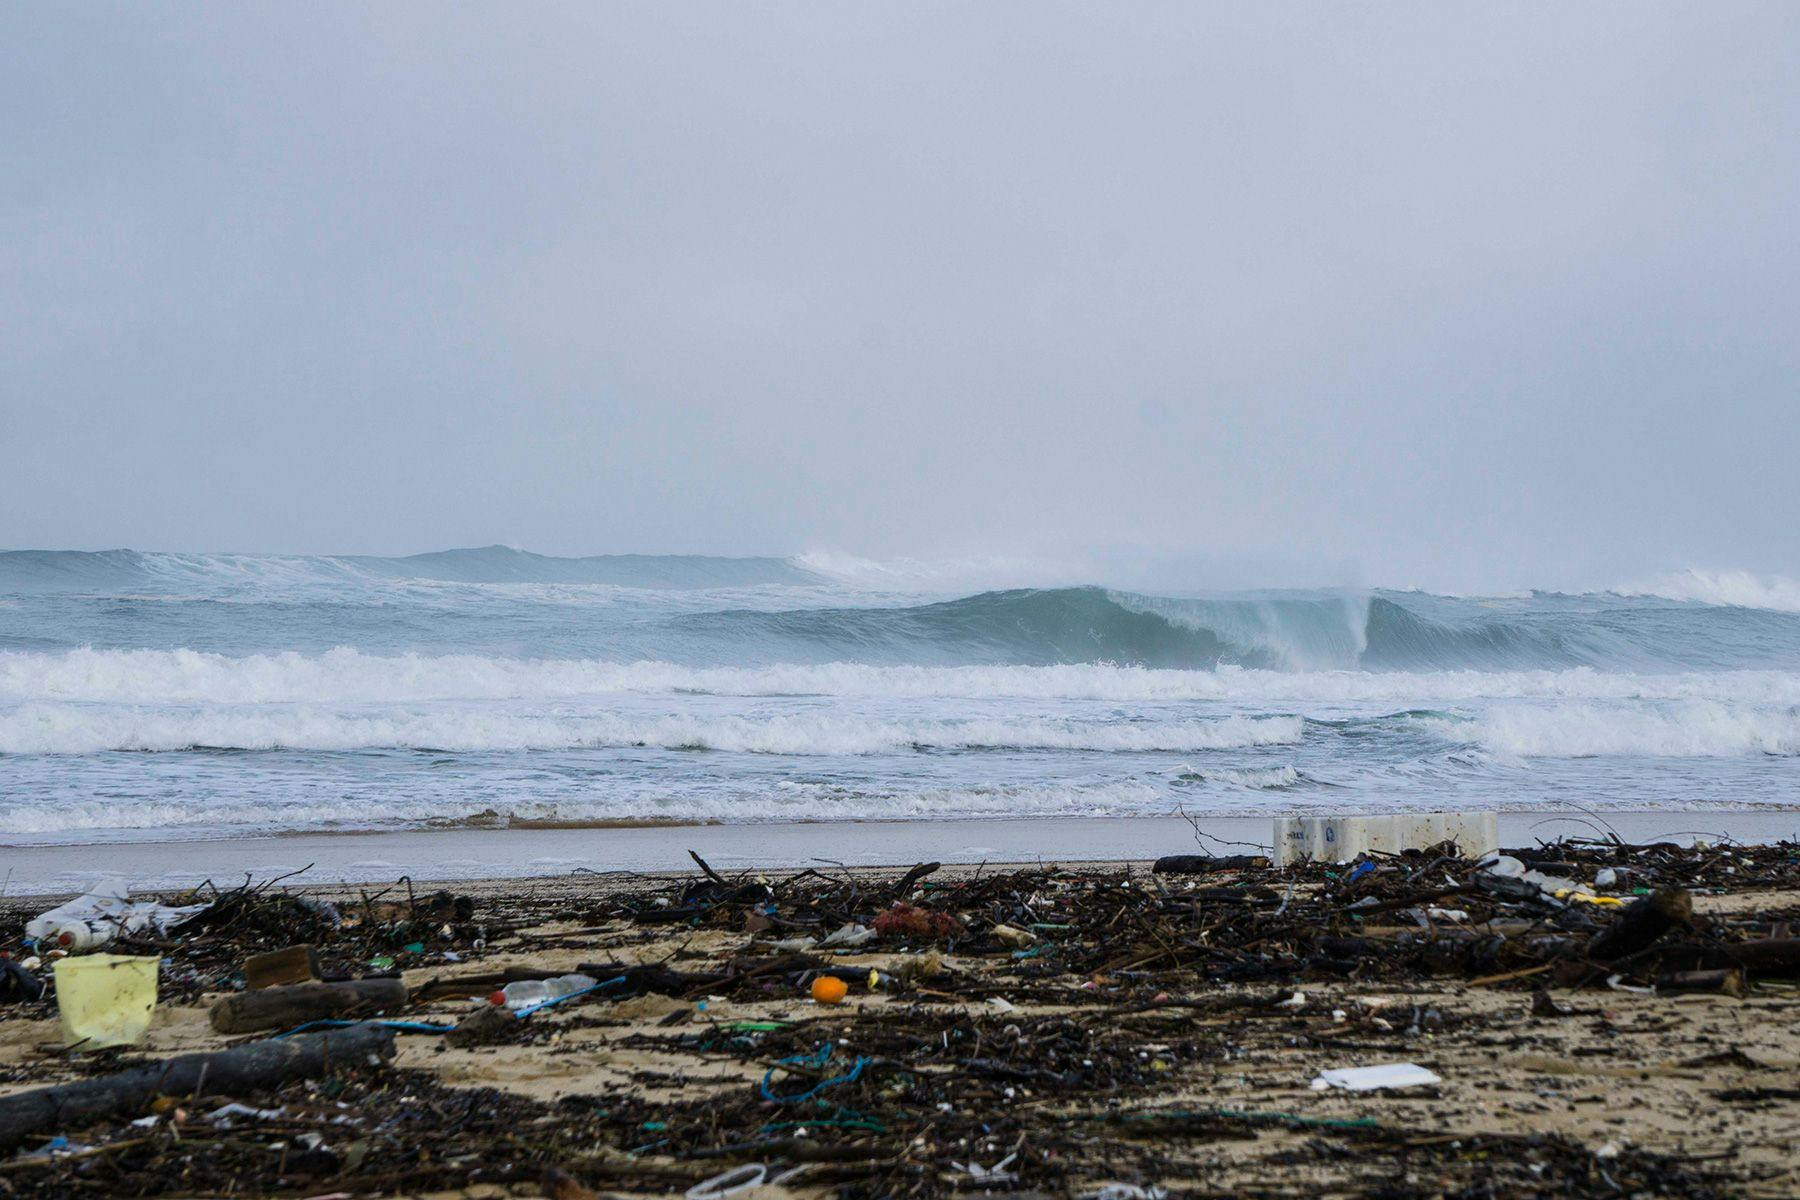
[2,546,1798,844]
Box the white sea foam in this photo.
[1624,569,1800,614]
[0,780,1175,835]
[0,704,1301,755]
[1414,702,1800,758]
[792,549,1086,591]
[8,648,1800,706]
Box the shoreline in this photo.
[4,808,1796,898]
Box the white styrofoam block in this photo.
[1272,812,1498,865]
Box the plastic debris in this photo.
[53,954,160,1049]
[26,879,208,953]
[818,923,876,949]
[950,1151,1019,1187]
[759,1044,870,1104]
[489,974,599,1012]
[1311,1062,1443,1091]
[685,1163,767,1199]
[1477,854,1599,906]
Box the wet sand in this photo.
[6,809,1798,897]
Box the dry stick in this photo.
[1468,962,1558,987]
[687,849,731,888]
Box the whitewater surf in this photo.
[3,547,1798,843]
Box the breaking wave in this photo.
[1411,702,1800,759]
[1623,569,1800,614]
[1174,764,1302,789]
[9,547,1800,674]
[10,648,1800,706]
[0,704,1301,756]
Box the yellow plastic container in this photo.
[53,954,159,1049]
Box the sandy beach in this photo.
[3,837,1798,1197]
[7,810,1798,897]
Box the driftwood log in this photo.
[0,1023,395,1150]
[242,945,322,990]
[1724,938,1800,978]
[210,979,409,1034]
[1654,968,1746,997]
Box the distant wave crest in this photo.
[1623,569,1800,614]
[10,648,1800,705]
[0,703,1301,755]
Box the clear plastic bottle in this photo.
[545,973,597,999]
[489,979,550,1008]
[488,974,597,1009]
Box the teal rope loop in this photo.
[759,1044,871,1104]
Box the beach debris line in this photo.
[0,836,1794,1196]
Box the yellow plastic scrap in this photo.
[1551,888,1625,908]
[53,954,159,1049]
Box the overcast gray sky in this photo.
[3,3,1796,591]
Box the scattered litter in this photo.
[759,1044,870,1104]
[1310,1062,1443,1091]
[818,923,876,949]
[0,837,1788,1197]
[26,878,208,953]
[208,1103,287,1126]
[685,1163,767,1199]
[950,1151,1019,1187]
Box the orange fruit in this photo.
[810,975,848,1004]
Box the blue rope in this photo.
[759,1044,871,1104]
